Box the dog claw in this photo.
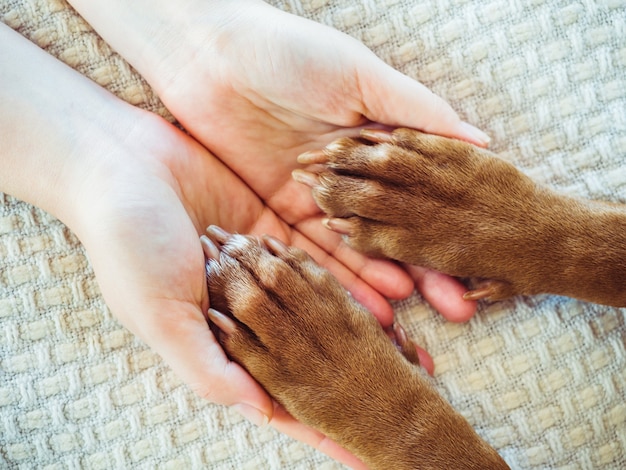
[297,149,328,165]
[360,128,394,144]
[206,225,231,245]
[201,235,221,260]
[207,308,238,335]
[322,217,353,235]
[262,235,289,255]
[464,279,516,302]
[292,169,321,188]
[463,286,495,301]
[390,322,421,366]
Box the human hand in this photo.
[68,0,488,322]
[0,24,367,468]
[75,108,386,468]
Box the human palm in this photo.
[153,3,482,320]
[71,112,369,468]
[160,4,471,206]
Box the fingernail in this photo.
[459,122,491,147]
[231,404,270,427]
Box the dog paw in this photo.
[294,128,551,300]
[202,226,422,426]
[202,226,509,469]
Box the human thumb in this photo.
[358,60,491,147]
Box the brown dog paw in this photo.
[202,226,419,413]
[294,128,565,301]
[202,225,509,469]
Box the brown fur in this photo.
[307,128,626,307]
[204,231,509,469]
[202,129,624,468]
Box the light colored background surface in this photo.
[1,0,625,468]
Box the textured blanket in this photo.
[1,1,624,468]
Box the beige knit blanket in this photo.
[1,1,625,468]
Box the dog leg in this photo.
[203,226,509,469]
[295,128,626,307]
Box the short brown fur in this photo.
[203,129,624,469]
[309,128,626,307]
[205,232,509,469]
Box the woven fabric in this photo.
[1,0,625,468]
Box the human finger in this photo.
[404,264,477,322]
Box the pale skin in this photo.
[3,1,489,466]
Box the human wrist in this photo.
[0,24,96,224]
[0,24,159,234]
[66,0,271,94]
